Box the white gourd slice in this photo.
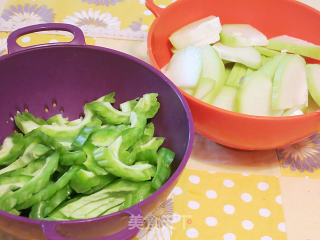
[268,35,320,60]
[163,45,202,88]
[169,16,222,50]
[212,86,237,111]
[235,71,272,116]
[194,45,225,102]
[272,54,308,110]
[213,43,261,69]
[220,24,268,47]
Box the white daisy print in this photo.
[63,8,121,34]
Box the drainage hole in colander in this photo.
[24,106,29,112]
[52,99,57,108]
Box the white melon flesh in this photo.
[306,64,320,106]
[268,35,320,60]
[212,86,237,111]
[194,45,225,102]
[169,16,222,50]
[220,24,268,47]
[272,54,308,110]
[164,45,202,88]
[213,43,261,69]
[235,71,272,116]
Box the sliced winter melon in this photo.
[225,63,247,88]
[169,16,222,50]
[220,24,268,47]
[255,46,281,57]
[194,45,225,102]
[212,86,237,111]
[213,43,261,69]
[272,54,308,110]
[235,71,272,116]
[163,45,202,88]
[258,54,285,79]
[268,35,320,60]
[193,78,215,99]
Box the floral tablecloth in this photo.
[0,0,319,240]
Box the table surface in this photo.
[0,0,320,239]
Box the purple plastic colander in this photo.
[0,23,194,240]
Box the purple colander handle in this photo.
[7,23,86,54]
[41,206,143,240]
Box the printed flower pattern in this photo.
[82,0,124,6]
[0,38,7,56]
[1,4,55,27]
[277,133,320,172]
[63,8,120,33]
[136,198,174,240]
[130,18,143,31]
[0,0,149,40]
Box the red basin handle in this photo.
[41,206,143,240]
[7,23,86,54]
[146,0,164,17]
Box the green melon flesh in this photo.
[268,35,320,60]
[194,45,225,102]
[213,43,261,69]
[225,63,247,88]
[220,24,268,47]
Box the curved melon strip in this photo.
[235,71,272,116]
[259,54,285,79]
[226,63,247,87]
[195,45,225,103]
[212,86,237,111]
[169,16,222,50]
[193,78,215,100]
[272,54,308,110]
[268,35,320,60]
[164,45,202,88]
[255,46,281,57]
[220,24,268,47]
[213,43,261,69]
